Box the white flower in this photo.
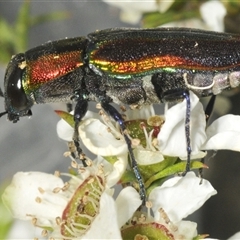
[158,91,207,160]
[2,163,142,239]
[161,1,226,32]
[58,95,198,164]
[149,172,217,239]
[200,1,226,32]
[120,172,217,239]
[157,92,240,160]
[202,114,240,152]
[57,110,128,157]
[57,91,240,167]
[102,0,174,24]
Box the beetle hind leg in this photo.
[181,90,192,176]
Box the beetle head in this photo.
[0,53,33,123]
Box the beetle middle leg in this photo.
[101,100,146,203]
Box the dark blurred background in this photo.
[1,1,240,239]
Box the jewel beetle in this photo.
[2,27,240,202]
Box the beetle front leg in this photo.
[72,99,88,167]
[101,101,146,203]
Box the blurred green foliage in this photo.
[142,0,240,33]
[0,0,69,64]
[142,1,202,28]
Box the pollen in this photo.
[38,187,45,194]
[71,159,78,169]
[145,201,152,209]
[35,197,42,203]
[54,171,61,177]
[147,115,165,127]
[53,187,61,193]
[132,138,141,147]
[41,229,48,237]
[62,182,70,191]
[32,217,37,225]
[55,216,62,225]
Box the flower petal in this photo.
[202,115,240,151]
[7,220,43,239]
[176,220,197,239]
[115,186,142,227]
[149,172,217,223]
[134,148,164,165]
[57,118,74,141]
[158,92,207,159]
[82,192,122,239]
[102,0,173,24]
[228,232,240,240]
[200,1,226,32]
[79,118,128,156]
[105,153,128,187]
[56,110,99,141]
[2,172,66,221]
[125,105,155,121]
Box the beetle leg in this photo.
[72,98,88,167]
[101,101,146,203]
[181,90,192,176]
[159,88,192,175]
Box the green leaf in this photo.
[0,0,69,64]
[14,0,31,52]
[145,160,206,188]
[146,177,166,196]
[55,110,74,127]
[138,156,178,180]
[120,169,136,184]
[142,10,200,28]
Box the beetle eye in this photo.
[4,54,30,113]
